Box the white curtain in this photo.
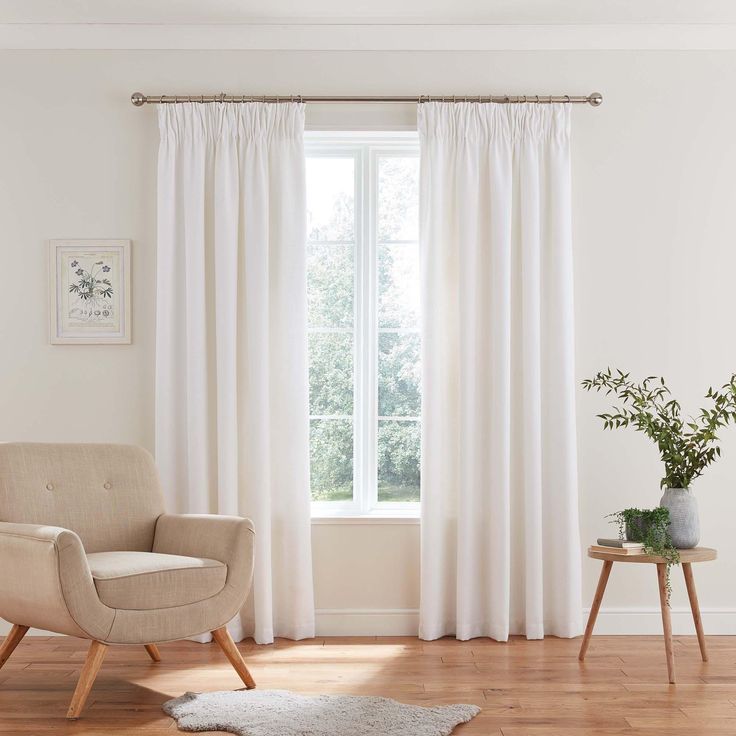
[418,102,582,641]
[155,103,315,644]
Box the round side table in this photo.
[579,546,717,683]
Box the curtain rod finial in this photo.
[131,92,147,107]
[588,92,603,107]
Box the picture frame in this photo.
[48,239,131,344]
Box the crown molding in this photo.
[1,23,736,51]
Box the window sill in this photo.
[311,515,420,525]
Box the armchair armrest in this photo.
[0,521,82,548]
[0,522,113,640]
[152,514,255,587]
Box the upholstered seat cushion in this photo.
[87,551,227,611]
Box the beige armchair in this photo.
[0,443,257,719]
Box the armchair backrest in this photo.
[0,443,165,553]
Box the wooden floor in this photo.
[1,634,736,735]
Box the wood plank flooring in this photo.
[1,634,735,734]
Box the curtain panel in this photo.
[418,102,582,641]
[155,103,315,644]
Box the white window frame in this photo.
[306,132,420,519]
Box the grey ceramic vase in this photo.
[659,488,700,549]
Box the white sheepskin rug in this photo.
[163,689,480,736]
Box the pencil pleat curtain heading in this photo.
[418,102,582,641]
[156,103,315,644]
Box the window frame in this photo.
[306,132,420,519]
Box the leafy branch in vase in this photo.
[582,369,736,489]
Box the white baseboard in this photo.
[0,622,58,637]
[5,608,736,638]
[317,607,736,637]
[585,607,736,636]
[315,609,420,637]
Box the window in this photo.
[306,133,420,516]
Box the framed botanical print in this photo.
[48,239,131,344]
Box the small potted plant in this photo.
[583,369,736,548]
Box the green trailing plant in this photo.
[608,507,680,602]
[582,369,736,489]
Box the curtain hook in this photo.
[535,95,540,104]
[564,95,571,104]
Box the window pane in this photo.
[378,244,419,328]
[378,156,419,242]
[308,245,354,328]
[311,418,353,502]
[306,157,355,242]
[378,420,420,502]
[378,332,420,417]
[309,332,353,416]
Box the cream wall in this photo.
[1,50,736,635]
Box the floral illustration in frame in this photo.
[48,240,131,344]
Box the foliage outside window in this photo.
[306,134,421,515]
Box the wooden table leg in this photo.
[579,560,613,661]
[656,563,676,684]
[682,562,708,662]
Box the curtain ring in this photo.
[200,95,204,104]
[564,95,571,104]
[535,95,540,104]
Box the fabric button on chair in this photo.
[0,443,257,720]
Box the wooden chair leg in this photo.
[682,562,708,662]
[66,640,108,720]
[579,560,613,661]
[0,625,29,669]
[656,563,676,684]
[211,626,256,689]
[144,644,161,662]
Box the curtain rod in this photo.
[131,92,603,107]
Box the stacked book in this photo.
[591,538,645,555]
